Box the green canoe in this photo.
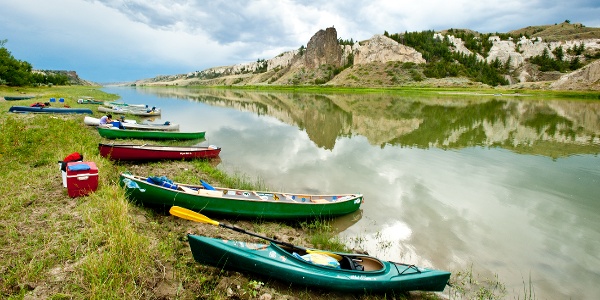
[187,234,451,293]
[119,173,363,219]
[97,127,205,140]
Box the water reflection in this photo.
[136,87,600,157]
[105,86,600,299]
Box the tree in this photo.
[0,40,71,86]
[0,46,34,86]
[553,46,564,61]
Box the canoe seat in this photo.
[340,256,364,271]
[198,189,223,197]
[339,256,384,271]
[360,257,385,271]
[310,198,329,204]
[179,186,197,193]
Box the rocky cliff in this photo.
[304,27,343,69]
[135,25,600,91]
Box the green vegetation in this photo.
[254,59,268,74]
[384,30,509,86]
[0,40,70,86]
[338,37,355,46]
[529,46,583,72]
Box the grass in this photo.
[1,85,523,299]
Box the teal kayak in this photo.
[187,234,451,293]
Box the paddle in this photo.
[169,206,343,261]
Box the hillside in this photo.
[509,21,600,42]
[134,22,600,91]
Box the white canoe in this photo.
[83,116,179,131]
[98,105,161,116]
[103,101,148,108]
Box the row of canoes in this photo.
[8,99,161,116]
[7,105,158,116]
[91,101,452,295]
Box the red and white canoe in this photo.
[98,143,221,161]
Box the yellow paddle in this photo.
[169,206,343,261]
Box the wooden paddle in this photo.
[169,205,343,261]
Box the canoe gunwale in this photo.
[119,173,363,219]
[97,127,205,140]
[8,106,93,114]
[99,143,220,152]
[123,173,362,205]
[99,143,221,160]
[98,105,161,116]
[84,116,180,131]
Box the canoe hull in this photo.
[97,127,205,140]
[78,98,104,104]
[84,116,179,131]
[99,143,220,161]
[98,105,161,116]
[187,235,451,293]
[8,106,93,114]
[119,173,363,219]
[4,96,35,100]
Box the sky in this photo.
[1,0,598,83]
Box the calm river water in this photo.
[103,86,600,299]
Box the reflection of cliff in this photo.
[141,87,600,157]
[300,95,352,150]
[148,88,352,149]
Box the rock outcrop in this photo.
[550,60,600,90]
[304,27,343,68]
[353,34,425,65]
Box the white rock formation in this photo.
[353,34,425,65]
[550,60,600,90]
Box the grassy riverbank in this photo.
[1,85,509,299]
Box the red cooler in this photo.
[66,162,98,197]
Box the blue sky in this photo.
[1,0,598,84]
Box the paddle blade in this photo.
[169,206,219,226]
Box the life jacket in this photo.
[59,152,83,172]
[30,102,45,107]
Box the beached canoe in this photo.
[104,101,148,108]
[186,234,451,293]
[97,127,205,140]
[77,98,104,104]
[4,95,35,100]
[119,173,363,219]
[84,116,179,131]
[99,143,221,161]
[8,106,93,114]
[98,105,161,116]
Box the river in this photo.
[102,86,600,299]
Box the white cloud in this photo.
[1,0,598,82]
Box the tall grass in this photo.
[0,86,162,299]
